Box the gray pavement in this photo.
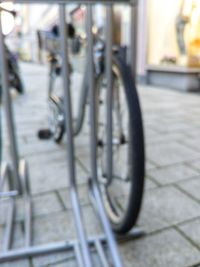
[2,62,200,266]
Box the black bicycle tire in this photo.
[97,55,145,234]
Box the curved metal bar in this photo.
[3,198,15,252]
[95,239,109,267]
[0,14,21,194]
[105,5,113,185]
[59,5,92,267]
[74,242,84,267]
[0,163,10,191]
[0,191,18,198]
[0,236,107,263]
[86,5,123,267]
[18,159,32,247]
[1,162,17,193]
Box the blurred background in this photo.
[3,0,200,91]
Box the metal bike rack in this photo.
[0,0,143,266]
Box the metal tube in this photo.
[0,236,107,263]
[86,5,123,267]
[0,12,21,194]
[70,189,93,267]
[59,5,92,267]
[0,241,74,262]
[95,239,109,267]
[74,243,84,267]
[91,184,123,267]
[18,159,32,247]
[0,191,18,198]
[105,5,113,185]
[86,2,97,196]
[3,198,15,251]
[0,163,10,191]
[18,160,32,247]
[24,200,32,247]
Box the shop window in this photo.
[148,0,200,67]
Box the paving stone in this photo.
[138,186,200,233]
[146,132,187,145]
[76,146,91,173]
[32,192,63,217]
[145,115,190,129]
[146,160,157,171]
[120,228,200,267]
[33,252,102,267]
[33,211,76,245]
[45,253,103,267]
[58,184,90,209]
[182,137,200,153]
[29,161,88,194]
[82,205,103,237]
[144,127,159,140]
[0,193,63,226]
[28,150,68,166]
[147,142,200,167]
[177,177,200,202]
[153,121,192,134]
[32,252,71,267]
[145,178,158,190]
[32,206,102,266]
[0,200,10,225]
[186,130,200,139]
[148,164,199,185]
[20,140,62,157]
[188,159,200,172]
[179,218,200,248]
[18,192,63,220]
[32,206,102,246]
[0,223,24,250]
[75,134,90,149]
[46,260,76,267]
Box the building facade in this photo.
[8,0,200,90]
[146,0,200,90]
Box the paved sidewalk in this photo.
[2,62,200,266]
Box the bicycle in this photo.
[38,26,145,234]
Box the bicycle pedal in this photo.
[97,139,104,147]
[37,129,52,140]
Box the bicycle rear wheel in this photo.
[96,55,145,234]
